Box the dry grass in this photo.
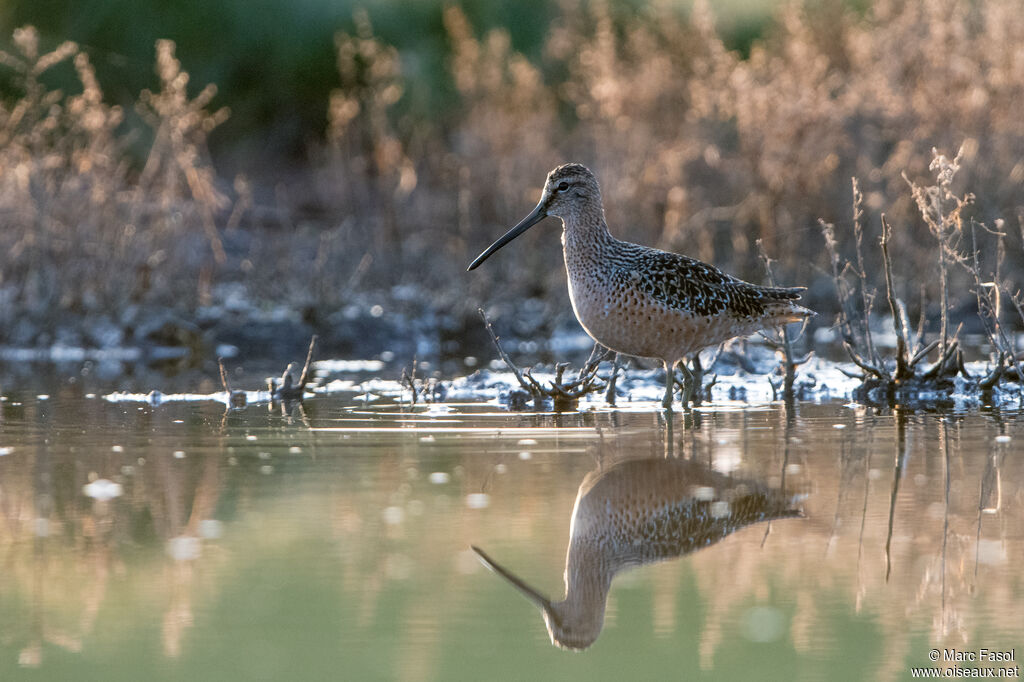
[0,30,229,344]
[1,0,1023,361]
[308,0,1024,355]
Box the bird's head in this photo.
[467,163,601,271]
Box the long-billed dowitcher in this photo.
[468,163,813,408]
[472,454,802,650]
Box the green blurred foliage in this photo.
[0,0,774,171]
[0,0,562,168]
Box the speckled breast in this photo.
[566,264,706,361]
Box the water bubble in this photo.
[0,447,12,456]
[429,472,451,484]
[518,451,532,461]
[382,506,405,525]
[833,424,847,430]
[246,435,258,441]
[199,519,223,539]
[494,464,508,474]
[289,446,302,454]
[111,445,124,452]
[259,465,274,475]
[995,435,1011,443]
[465,493,490,509]
[173,450,186,459]
[516,438,538,446]
[83,479,124,501]
[167,536,201,561]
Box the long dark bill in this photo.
[467,201,547,271]
[470,545,553,612]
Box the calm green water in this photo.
[0,393,1021,681]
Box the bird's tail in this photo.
[774,303,815,323]
[754,285,814,324]
[765,284,819,325]
[766,301,815,325]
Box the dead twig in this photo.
[479,307,543,404]
[218,357,247,407]
[880,215,912,381]
[270,335,318,400]
[479,308,612,409]
[757,238,812,399]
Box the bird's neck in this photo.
[560,208,616,261]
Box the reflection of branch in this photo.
[855,432,873,610]
[185,451,222,535]
[940,420,951,627]
[762,402,795,547]
[975,447,1004,577]
[885,411,908,582]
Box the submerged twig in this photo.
[270,335,318,400]
[479,308,613,409]
[880,215,912,381]
[479,307,542,404]
[757,239,812,401]
[218,357,248,407]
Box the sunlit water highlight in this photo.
[0,390,1020,681]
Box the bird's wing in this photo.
[632,250,803,318]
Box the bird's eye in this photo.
[557,181,569,192]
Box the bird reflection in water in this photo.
[473,451,803,650]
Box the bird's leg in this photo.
[662,359,676,410]
[604,352,620,405]
[678,359,695,408]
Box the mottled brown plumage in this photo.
[469,163,813,408]
[472,454,802,650]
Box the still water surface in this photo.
[0,392,1020,681]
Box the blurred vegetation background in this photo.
[0,0,1020,365]
[0,0,777,169]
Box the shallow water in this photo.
[0,390,1021,681]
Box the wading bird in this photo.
[468,163,813,408]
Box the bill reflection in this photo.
[473,452,803,650]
